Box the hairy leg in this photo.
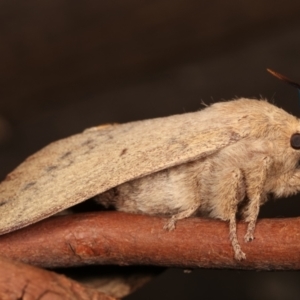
[243,156,271,242]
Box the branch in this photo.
[0,211,299,270]
[0,255,115,300]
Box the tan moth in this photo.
[0,74,300,259]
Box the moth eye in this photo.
[291,133,300,149]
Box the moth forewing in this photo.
[0,105,242,235]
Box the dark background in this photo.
[1,1,300,299]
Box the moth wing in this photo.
[0,109,244,234]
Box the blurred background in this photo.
[1,0,300,299]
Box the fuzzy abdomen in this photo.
[97,159,207,217]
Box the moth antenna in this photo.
[267,69,300,104]
[267,68,300,90]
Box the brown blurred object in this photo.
[0,211,300,270]
[73,266,164,299]
[0,255,116,300]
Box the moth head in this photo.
[269,130,300,198]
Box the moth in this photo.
[0,90,300,260]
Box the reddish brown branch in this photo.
[0,256,115,300]
[0,211,299,270]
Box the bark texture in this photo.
[0,211,299,270]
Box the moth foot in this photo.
[244,232,255,243]
[231,238,246,260]
[234,248,246,261]
[163,218,176,231]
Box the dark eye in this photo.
[291,133,300,149]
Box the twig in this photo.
[0,211,299,270]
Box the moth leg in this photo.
[163,204,199,231]
[225,169,246,260]
[229,215,245,261]
[243,156,272,243]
